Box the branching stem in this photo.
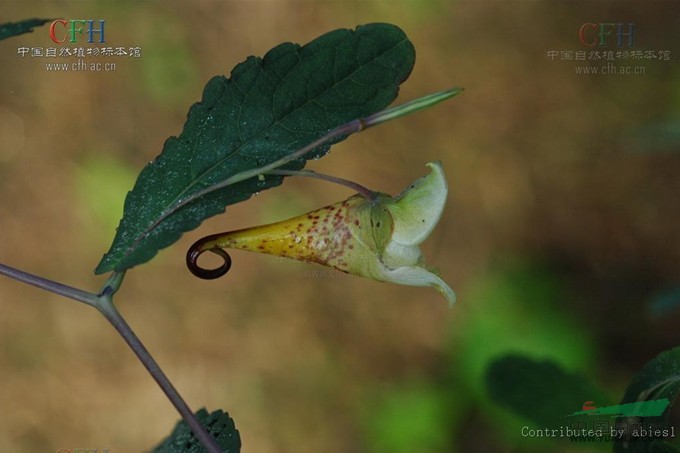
[0,262,98,306]
[96,292,221,453]
[0,263,221,453]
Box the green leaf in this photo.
[95,23,415,274]
[613,347,680,453]
[0,18,52,41]
[486,354,611,428]
[152,408,240,453]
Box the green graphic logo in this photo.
[569,399,670,418]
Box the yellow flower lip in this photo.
[187,161,455,306]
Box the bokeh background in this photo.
[1,1,680,452]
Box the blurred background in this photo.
[1,1,680,452]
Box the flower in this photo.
[189,161,455,305]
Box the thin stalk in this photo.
[265,169,378,202]
[167,120,363,217]
[95,294,222,453]
[361,88,463,128]
[0,262,98,307]
[203,88,463,195]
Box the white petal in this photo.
[382,240,421,268]
[388,161,448,246]
[377,264,456,306]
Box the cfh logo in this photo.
[49,19,106,44]
[578,23,634,48]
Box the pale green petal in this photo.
[387,161,447,246]
[376,263,456,306]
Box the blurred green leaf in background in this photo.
[361,380,454,453]
[486,354,612,429]
[138,12,200,108]
[74,154,137,243]
[450,262,601,449]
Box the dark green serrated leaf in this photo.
[0,18,52,41]
[152,408,240,453]
[613,347,680,453]
[486,354,611,428]
[96,23,415,274]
